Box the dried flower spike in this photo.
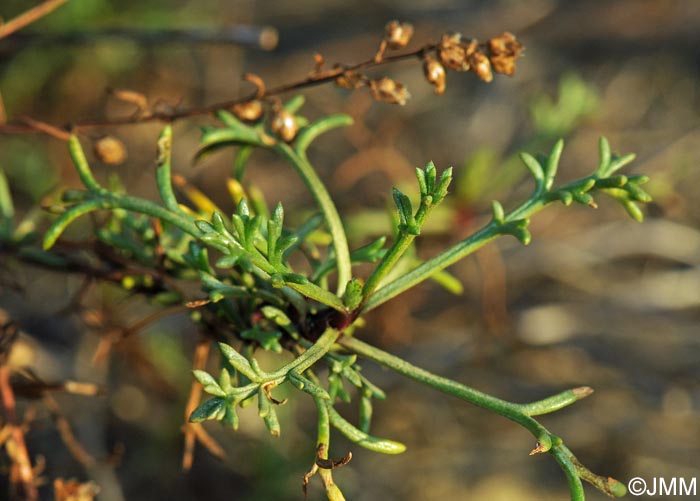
[369,77,410,105]
[438,32,469,72]
[487,32,524,76]
[384,20,414,49]
[271,108,298,142]
[423,57,446,95]
[93,136,127,165]
[232,100,263,122]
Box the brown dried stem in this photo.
[182,336,225,470]
[0,0,69,40]
[0,42,437,138]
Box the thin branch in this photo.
[0,0,69,40]
[43,394,96,467]
[1,25,279,50]
[0,43,435,137]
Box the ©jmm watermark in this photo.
[628,477,697,497]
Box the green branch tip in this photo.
[69,135,104,192]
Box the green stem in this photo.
[69,136,104,193]
[340,335,552,448]
[362,231,415,299]
[361,222,501,312]
[551,445,586,501]
[273,143,351,297]
[155,126,181,212]
[361,181,557,312]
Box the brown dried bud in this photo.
[369,77,410,105]
[384,20,414,49]
[487,32,524,76]
[469,50,493,82]
[423,57,446,95]
[335,70,365,89]
[93,136,127,165]
[438,32,469,71]
[232,100,263,122]
[271,109,298,142]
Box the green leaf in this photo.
[288,370,331,399]
[241,327,283,353]
[223,403,239,430]
[193,370,226,397]
[294,114,353,154]
[218,343,260,381]
[342,278,364,310]
[189,397,226,422]
[327,405,406,454]
[544,139,564,190]
[491,200,505,224]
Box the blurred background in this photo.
[1,0,699,499]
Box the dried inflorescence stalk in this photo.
[338,22,524,103]
[225,22,524,139]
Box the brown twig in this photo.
[43,394,96,467]
[181,337,226,469]
[0,0,70,40]
[0,43,436,138]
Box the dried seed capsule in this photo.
[487,32,524,76]
[271,109,297,142]
[93,135,127,165]
[369,77,410,105]
[232,100,263,121]
[384,20,414,49]
[423,57,446,95]
[438,32,469,71]
[469,50,493,82]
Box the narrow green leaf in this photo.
[43,199,106,250]
[415,167,428,196]
[218,343,259,381]
[491,200,505,224]
[192,370,227,397]
[294,114,353,154]
[597,136,611,176]
[155,126,180,211]
[434,166,453,201]
[519,152,545,182]
[233,145,254,181]
[189,397,225,422]
[258,387,271,418]
[327,405,406,454]
[288,370,331,399]
[223,403,239,430]
[264,406,281,436]
[69,135,103,192]
[544,139,564,189]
